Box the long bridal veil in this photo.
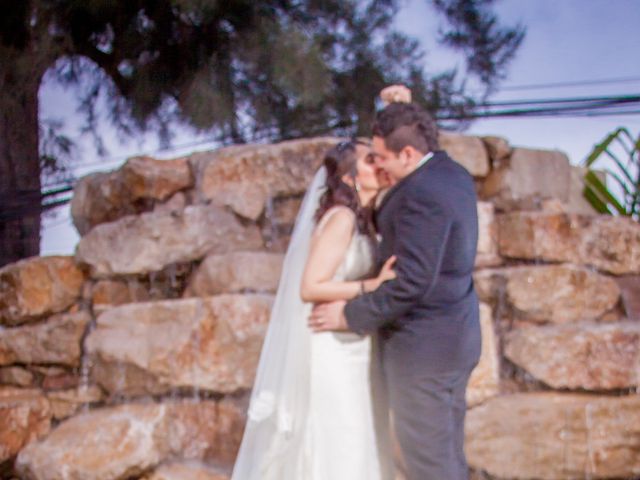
[231,167,327,480]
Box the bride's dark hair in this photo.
[315,139,375,236]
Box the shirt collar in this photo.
[415,151,434,170]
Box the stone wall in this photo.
[1,133,639,480]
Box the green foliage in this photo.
[432,0,526,90]
[0,0,527,263]
[1,0,526,152]
[39,118,76,184]
[581,127,640,220]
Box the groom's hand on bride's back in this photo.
[308,300,348,332]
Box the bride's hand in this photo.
[376,255,397,285]
[380,85,412,106]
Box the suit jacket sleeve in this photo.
[344,184,452,335]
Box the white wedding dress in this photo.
[303,207,394,479]
[231,168,394,480]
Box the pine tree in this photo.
[0,0,524,266]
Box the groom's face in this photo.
[372,135,405,182]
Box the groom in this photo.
[310,100,481,479]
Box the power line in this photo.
[0,185,75,203]
[478,94,640,108]
[579,109,640,117]
[42,185,74,197]
[0,196,72,222]
[442,108,640,120]
[434,92,640,121]
[21,103,636,216]
[54,93,640,173]
[48,93,640,174]
[440,102,640,120]
[499,76,640,91]
[5,91,639,218]
[57,93,640,173]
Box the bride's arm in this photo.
[300,208,394,303]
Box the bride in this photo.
[231,137,397,479]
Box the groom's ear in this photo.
[399,145,415,166]
[401,145,424,162]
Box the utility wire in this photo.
[48,94,640,173]
[443,95,640,120]
[45,93,640,172]
[442,107,640,120]
[0,197,72,222]
[5,92,639,218]
[581,110,640,118]
[478,94,640,107]
[441,107,640,120]
[499,76,640,91]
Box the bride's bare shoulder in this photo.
[314,205,356,236]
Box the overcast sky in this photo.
[40,0,640,255]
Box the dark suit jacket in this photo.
[344,150,481,373]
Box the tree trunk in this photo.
[0,62,43,268]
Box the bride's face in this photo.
[354,144,386,191]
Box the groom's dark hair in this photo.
[372,102,439,154]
